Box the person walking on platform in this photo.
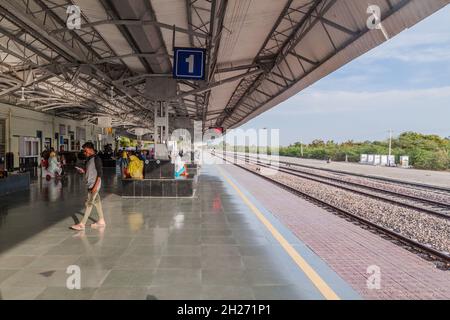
[70,142,106,231]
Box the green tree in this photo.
[119,137,131,148]
[278,132,450,171]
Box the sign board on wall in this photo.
[173,47,206,80]
[96,117,112,128]
[59,124,66,135]
[76,127,86,141]
[374,155,381,165]
[400,156,409,168]
[134,128,146,137]
[362,154,395,166]
[388,155,396,166]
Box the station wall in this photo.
[0,102,113,166]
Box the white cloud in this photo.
[365,30,450,63]
[242,7,450,144]
[276,86,450,115]
[361,4,450,63]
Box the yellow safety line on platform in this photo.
[218,166,340,300]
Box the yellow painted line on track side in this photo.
[218,165,340,300]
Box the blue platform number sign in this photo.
[173,47,206,80]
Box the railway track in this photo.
[229,153,450,219]
[232,152,450,195]
[216,153,450,267]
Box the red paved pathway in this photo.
[221,164,450,299]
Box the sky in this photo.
[239,4,450,146]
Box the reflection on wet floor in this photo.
[0,166,347,300]
[40,179,63,202]
[0,205,7,228]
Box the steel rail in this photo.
[231,154,450,218]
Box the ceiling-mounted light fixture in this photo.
[110,86,115,101]
[20,87,25,101]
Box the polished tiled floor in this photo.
[0,165,358,300]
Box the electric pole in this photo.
[388,129,393,166]
[300,140,304,157]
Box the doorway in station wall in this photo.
[36,130,42,154]
[0,119,5,170]
[44,138,52,151]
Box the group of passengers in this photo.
[120,148,187,179]
[119,149,154,179]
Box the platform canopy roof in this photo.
[0,0,448,130]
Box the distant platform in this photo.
[236,153,450,189]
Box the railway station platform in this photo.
[221,163,450,300]
[0,165,359,300]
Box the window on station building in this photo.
[59,124,66,135]
[76,127,86,141]
[69,131,75,151]
[76,127,86,151]
[19,137,39,157]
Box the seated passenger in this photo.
[128,155,143,179]
[174,153,188,178]
[121,151,130,178]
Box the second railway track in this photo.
[228,153,450,219]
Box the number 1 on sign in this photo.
[185,54,194,73]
